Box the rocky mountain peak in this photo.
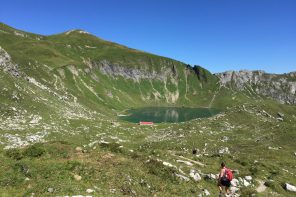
[64,29,90,35]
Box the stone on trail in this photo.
[238,177,243,182]
[243,179,251,187]
[218,147,230,154]
[176,159,193,166]
[284,183,296,192]
[230,186,240,193]
[162,161,176,168]
[261,110,272,118]
[256,180,267,193]
[111,121,120,127]
[175,173,190,181]
[245,175,252,181]
[189,169,201,182]
[204,173,217,180]
[86,189,94,193]
[47,188,54,193]
[268,146,281,150]
[221,136,229,142]
[277,112,284,118]
[277,117,284,121]
[203,189,210,196]
[74,174,82,181]
[75,146,83,152]
[231,178,239,187]
[177,155,205,167]
[82,149,88,153]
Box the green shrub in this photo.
[120,183,137,196]
[234,159,248,166]
[264,180,276,189]
[65,160,81,171]
[146,159,177,182]
[46,142,71,158]
[23,143,45,158]
[249,165,258,175]
[13,162,30,176]
[0,170,24,186]
[5,148,23,160]
[240,187,257,196]
[270,170,279,176]
[100,142,123,153]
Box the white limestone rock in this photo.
[86,189,94,193]
[0,46,20,77]
[175,173,190,181]
[231,178,239,187]
[243,179,251,187]
[74,174,82,181]
[245,176,252,181]
[219,147,230,154]
[189,169,201,182]
[203,189,210,196]
[285,183,296,192]
[176,159,193,166]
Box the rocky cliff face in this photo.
[0,46,20,77]
[97,60,175,82]
[215,70,296,104]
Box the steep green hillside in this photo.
[1,23,296,197]
[0,22,222,110]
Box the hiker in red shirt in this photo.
[217,162,233,196]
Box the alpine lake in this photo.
[119,107,221,123]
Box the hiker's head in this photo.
[221,162,226,168]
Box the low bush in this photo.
[23,143,45,158]
[0,170,24,187]
[100,142,123,153]
[240,187,257,196]
[264,180,276,189]
[5,148,23,160]
[146,159,177,182]
[65,160,81,171]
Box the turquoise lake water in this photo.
[120,107,220,123]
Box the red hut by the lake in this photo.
[139,121,154,125]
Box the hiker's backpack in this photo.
[225,168,233,181]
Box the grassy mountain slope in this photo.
[0,22,226,110]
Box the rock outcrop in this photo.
[97,60,176,82]
[0,46,21,77]
[215,70,296,104]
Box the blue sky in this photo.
[1,0,295,73]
